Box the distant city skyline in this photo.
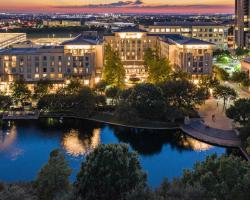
[0,0,234,14]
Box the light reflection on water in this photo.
[0,119,226,187]
[62,128,101,156]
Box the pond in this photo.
[0,118,227,187]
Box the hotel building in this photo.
[0,29,214,90]
[159,35,214,76]
[235,0,250,48]
[0,33,27,49]
[139,22,228,49]
[104,29,158,81]
[104,28,214,81]
[0,35,103,92]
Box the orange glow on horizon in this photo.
[0,0,234,14]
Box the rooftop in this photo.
[152,22,224,27]
[114,27,147,33]
[0,46,64,55]
[159,34,215,45]
[62,34,100,45]
[0,33,26,43]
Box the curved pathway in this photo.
[181,119,241,148]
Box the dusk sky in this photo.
[0,0,234,14]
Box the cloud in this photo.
[53,2,233,10]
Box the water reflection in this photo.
[62,128,101,156]
[113,128,213,155]
[0,119,226,186]
[0,126,17,151]
[182,136,212,151]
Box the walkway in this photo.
[3,111,40,120]
[181,119,241,148]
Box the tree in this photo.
[102,44,125,88]
[0,95,12,111]
[105,86,120,106]
[74,144,147,200]
[213,85,237,108]
[159,80,207,111]
[63,78,83,95]
[235,47,249,58]
[0,183,37,200]
[182,154,250,200]
[171,69,191,81]
[35,149,72,200]
[231,71,250,86]
[94,80,107,94]
[213,49,231,58]
[128,83,166,120]
[11,79,31,104]
[226,98,250,126]
[33,79,53,99]
[213,66,229,81]
[38,87,95,117]
[144,48,171,84]
[148,58,172,84]
[216,55,230,64]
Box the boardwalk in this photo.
[181,119,241,148]
[3,111,40,120]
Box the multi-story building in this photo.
[0,33,27,49]
[0,29,214,90]
[159,35,214,76]
[104,28,158,81]
[139,22,228,49]
[0,35,103,92]
[43,20,81,27]
[104,28,214,81]
[235,0,250,48]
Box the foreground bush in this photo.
[74,144,147,200]
[35,149,72,200]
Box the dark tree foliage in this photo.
[33,79,53,99]
[38,87,95,117]
[226,98,250,126]
[11,79,31,104]
[105,86,120,106]
[62,78,83,95]
[213,65,229,81]
[182,154,250,200]
[0,95,12,110]
[213,85,237,108]
[128,83,166,120]
[35,149,72,200]
[74,144,147,200]
[159,80,207,110]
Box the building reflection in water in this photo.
[182,136,212,151]
[62,128,101,157]
[0,126,17,152]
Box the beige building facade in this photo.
[104,28,214,81]
[235,0,250,48]
[0,35,103,92]
[139,22,228,49]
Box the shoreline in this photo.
[3,112,249,160]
